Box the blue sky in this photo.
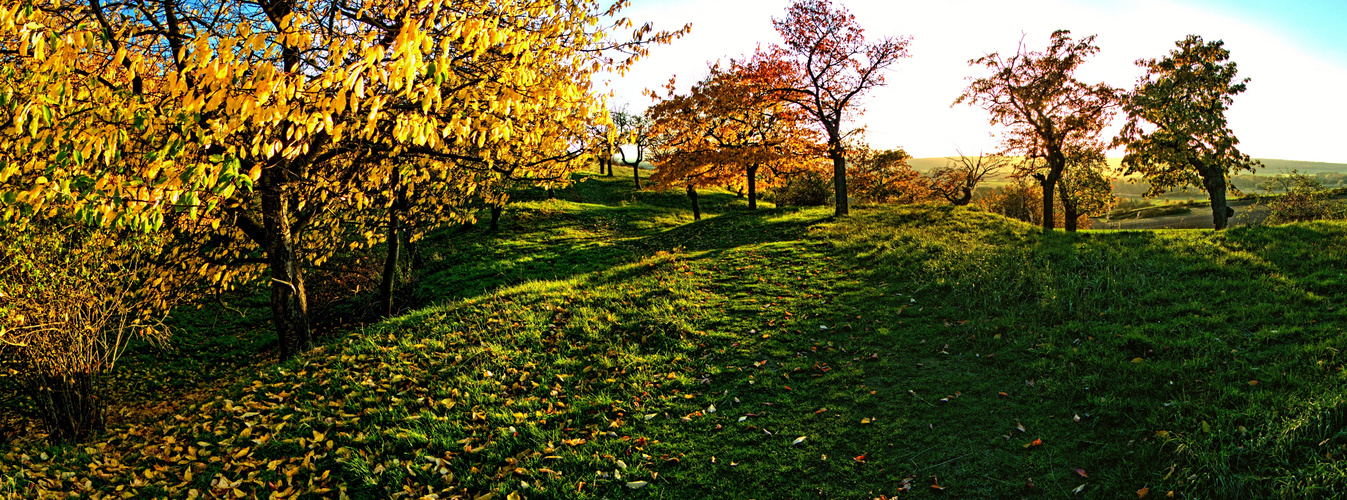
[602,0,1347,164]
[1188,0,1347,64]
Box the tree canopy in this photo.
[645,61,821,211]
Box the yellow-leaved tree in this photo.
[0,0,685,358]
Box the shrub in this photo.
[1260,171,1346,224]
[769,170,832,207]
[847,147,936,204]
[975,179,1098,229]
[0,224,183,442]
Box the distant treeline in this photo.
[912,157,1347,199]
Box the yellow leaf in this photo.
[1132,357,1144,363]
[625,481,649,489]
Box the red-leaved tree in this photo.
[761,0,911,216]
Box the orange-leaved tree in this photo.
[646,61,821,214]
[0,0,684,356]
[845,144,933,205]
[956,30,1118,233]
[760,0,911,216]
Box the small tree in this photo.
[846,146,932,204]
[956,30,1118,232]
[611,107,655,189]
[1056,144,1118,230]
[1116,35,1258,230]
[764,0,911,216]
[933,151,1008,206]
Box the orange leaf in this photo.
[1137,486,1150,498]
[1023,438,1043,448]
[1074,468,1088,477]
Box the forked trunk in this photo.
[687,184,701,220]
[261,187,312,358]
[747,164,759,210]
[632,162,642,190]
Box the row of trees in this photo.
[0,0,685,441]
[622,0,1256,233]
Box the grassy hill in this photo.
[3,174,1346,499]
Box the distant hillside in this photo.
[910,157,1347,176]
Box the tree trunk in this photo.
[950,187,972,206]
[747,164,759,210]
[1040,180,1055,232]
[379,199,402,318]
[687,184,701,220]
[830,140,848,217]
[632,163,642,190]
[605,156,613,177]
[1037,155,1065,233]
[489,204,502,232]
[1059,182,1078,232]
[261,187,311,358]
[547,187,555,199]
[1203,168,1230,230]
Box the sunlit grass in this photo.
[2,174,1345,499]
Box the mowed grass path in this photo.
[3,173,1346,499]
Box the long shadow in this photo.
[407,179,827,307]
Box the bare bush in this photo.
[1,225,181,442]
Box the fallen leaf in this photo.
[644,414,657,420]
[1024,438,1043,448]
[1072,484,1086,494]
[1074,468,1088,477]
[792,436,807,446]
[860,418,871,424]
[706,404,717,414]
[998,392,1008,397]
[814,408,827,414]
[1132,357,1144,363]
[738,416,747,422]
[1166,491,1175,498]
[1073,414,1081,422]
[853,453,866,463]
[1016,421,1026,432]
[626,481,649,489]
[1137,486,1150,498]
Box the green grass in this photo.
[3,173,1347,499]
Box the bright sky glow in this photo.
[598,0,1347,164]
